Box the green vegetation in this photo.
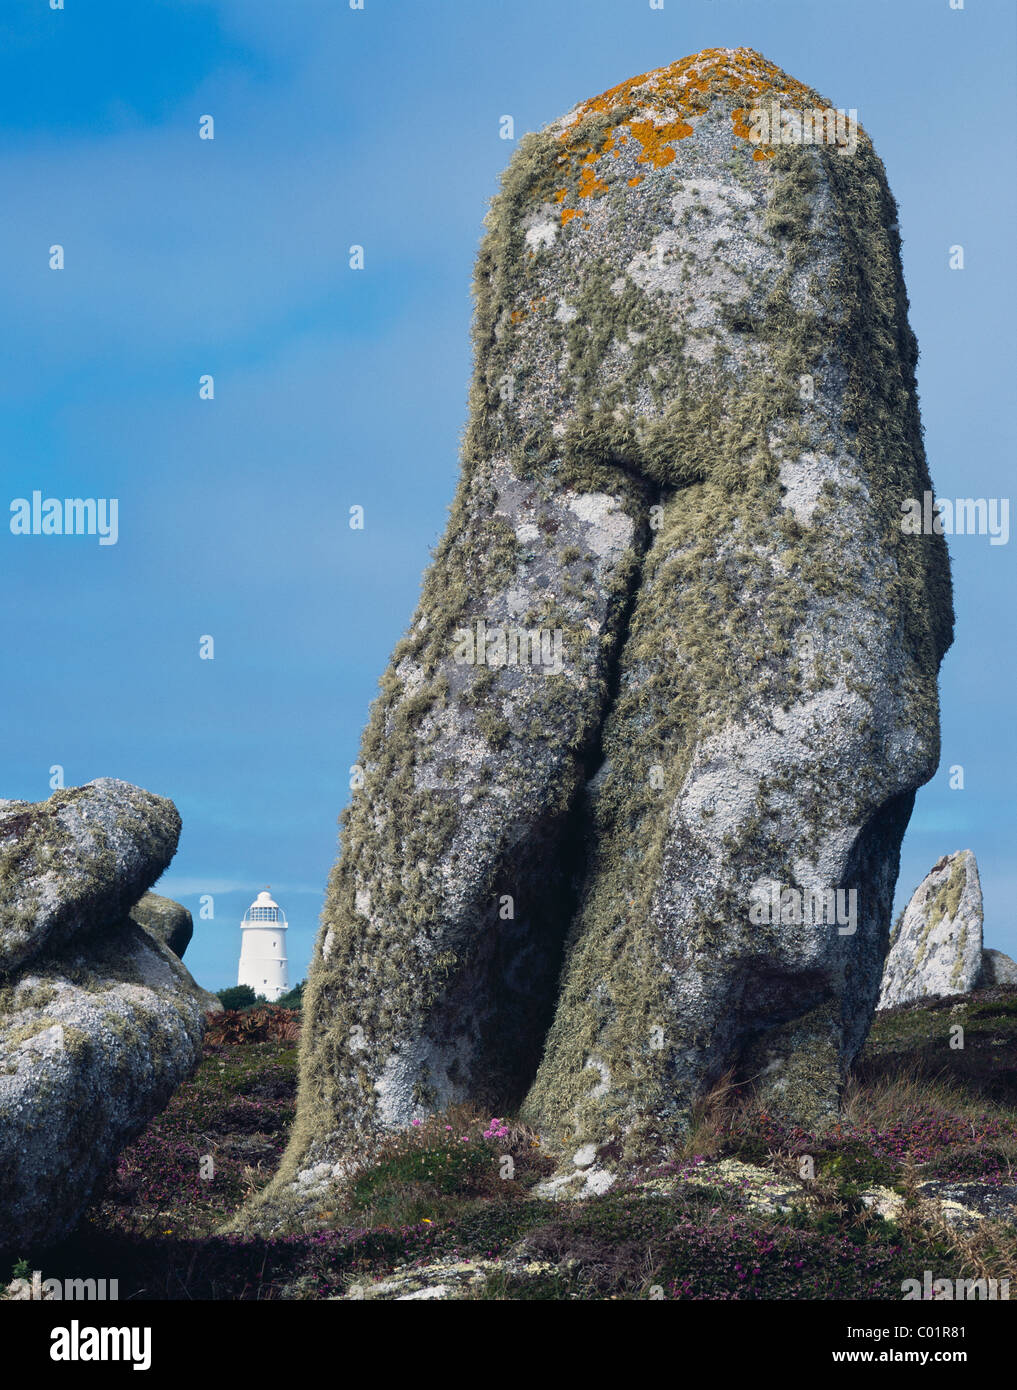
[274,981,305,1011]
[212,980,303,1013]
[10,988,1013,1301]
[215,985,261,1011]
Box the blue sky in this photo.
[1,0,1014,992]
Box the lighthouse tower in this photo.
[238,887,289,1003]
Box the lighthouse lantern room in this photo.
[238,887,289,1002]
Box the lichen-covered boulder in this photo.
[877,852,983,1008]
[978,949,1017,989]
[0,780,214,1250]
[0,780,180,976]
[130,891,193,960]
[0,917,207,1252]
[260,47,952,1213]
[129,893,222,1014]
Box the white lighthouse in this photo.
[238,887,289,1003]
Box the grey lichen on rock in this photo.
[128,893,222,1012]
[0,916,208,1251]
[252,47,952,1223]
[0,780,212,1251]
[977,948,1017,989]
[877,850,1006,1007]
[130,891,193,960]
[0,779,181,977]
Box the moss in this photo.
[0,981,58,1017]
[62,1025,93,1062]
[473,708,511,748]
[929,856,967,930]
[913,857,968,972]
[0,786,94,962]
[949,929,968,990]
[2,1015,59,1048]
[887,908,905,951]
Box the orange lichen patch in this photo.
[732,103,782,154]
[509,295,548,325]
[549,47,827,224]
[628,117,694,167]
[560,47,818,132]
[731,106,754,142]
[627,176,643,188]
[551,128,616,221]
[577,161,610,198]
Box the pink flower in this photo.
[412,1118,422,1127]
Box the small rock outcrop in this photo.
[256,47,954,1220]
[878,851,1016,1007]
[130,892,222,1014]
[0,781,210,1252]
[130,891,193,959]
[0,779,180,975]
[978,949,1017,989]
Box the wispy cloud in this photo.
[156,876,323,897]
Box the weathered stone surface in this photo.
[877,851,983,1009]
[0,917,207,1251]
[258,47,952,1217]
[130,891,193,960]
[0,780,180,977]
[129,893,222,1013]
[977,948,1017,989]
[0,780,215,1250]
[876,851,1016,1005]
[330,1254,563,1302]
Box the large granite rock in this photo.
[0,779,180,975]
[130,891,193,960]
[257,47,953,1216]
[878,851,1016,1006]
[0,781,210,1252]
[0,920,208,1251]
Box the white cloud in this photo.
[155,875,322,897]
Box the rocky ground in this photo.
[6,990,1015,1301]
